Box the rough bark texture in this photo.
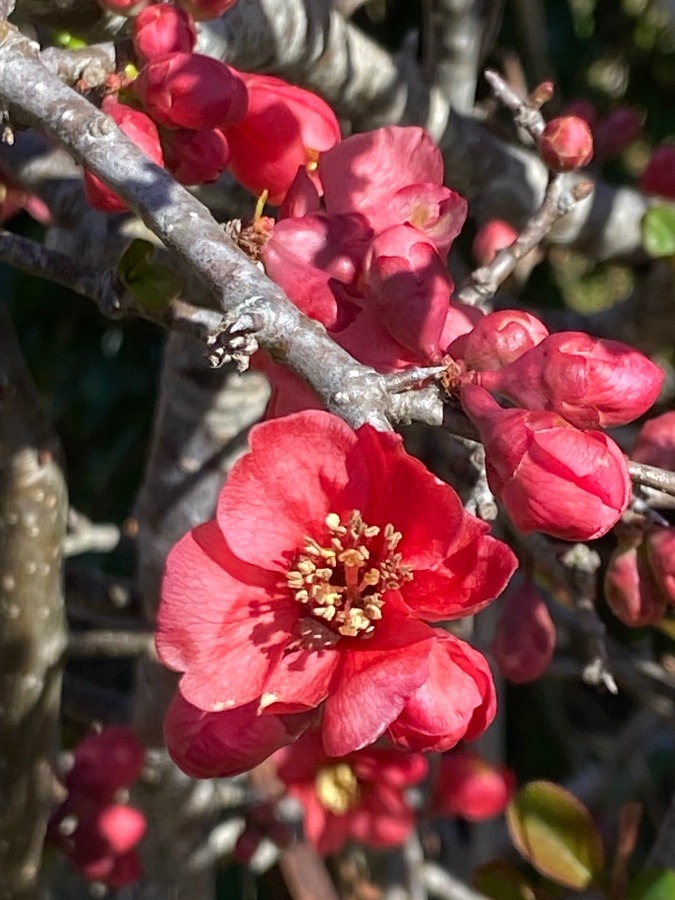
[129,334,269,899]
[0,304,68,900]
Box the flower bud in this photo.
[633,410,675,471]
[96,805,147,855]
[224,72,340,205]
[472,219,518,266]
[646,527,675,606]
[430,750,516,820]
[594,107,643,160]
[639,144,675,200]
[472,331,663,429]
[176,0,237,20]
[605,528,667,626]
[162,127,230,184]
[134,53,247,130]
[491,577,556,683]
[461,385,631,540]
[133,4,196,62]
[539,116,594,171]
[84,99,163,214]
[448,309,549,371]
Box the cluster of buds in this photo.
[604,412,675,627]
[85,0,339,207]
[47,728,146,888]
[452,310,663,540]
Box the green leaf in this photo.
[117,240,183,312]
[473,860,541,899]
[506,781,605,890]
[641,205,675,258]
[627,869,675,899]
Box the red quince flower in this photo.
[157,411,516,772]
[134,53,248,130]
[647,527,675,607]
[133,4,196,62]
[84,98,164,214]
[161,127,231,185]
[605,526,668,627]
[470,331,663,429]
[224,72,341,205]
[275,730,427,854]
[317,126,466,255]
[429,749,516,821]
[490,577,556,683]
[447,309,549,371]
[633,410,675,471]
[461,385,631,540]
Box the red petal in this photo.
[157,521,294,711]
[260,643,340,713]
[164,692,314,778]
[218,411,370,571]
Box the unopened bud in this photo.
[491,577,555,683]
[539,116,594,171]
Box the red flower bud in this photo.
[594,107,643,160]
[134,53,247,130]
[133,4,196,63]
[162,127,230,184]
[95,805,147,855]
[539,116,594,171]
[448,309,548,371]
[66,726,145,800]
[605,528,667,626]
[225,72,340,205]
[84,98,163,214]
[81,850,142,888]
[491,577,556,682]
[176,0,237,21]
[646,527,675,607]
[472,219,518,266]
[472,331,663,429]
[639,144,675,200]
[633,411,675,471]
[430,750,516,820]
[461,385,631,540]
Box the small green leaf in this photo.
[506,781,604,890]
[627,869,675,899]
[117,240,183,312]
[641,205,675,258]
[473,860,540,899]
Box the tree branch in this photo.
[0,303,68,900]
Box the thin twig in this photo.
[66,629,156,660]
[64,508,120,557]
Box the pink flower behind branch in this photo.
[157,410,516,775]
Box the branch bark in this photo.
[0,304,68,900]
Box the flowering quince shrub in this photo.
[156,410,517,775]
[47,728,146,888]
[274,730,427,854]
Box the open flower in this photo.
[275,730,427,854]
[157,411,516,774]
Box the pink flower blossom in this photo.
[275,730,427,854]
[157,411,516,773]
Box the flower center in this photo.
[315,762,361,815]
[286,510,412,644]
